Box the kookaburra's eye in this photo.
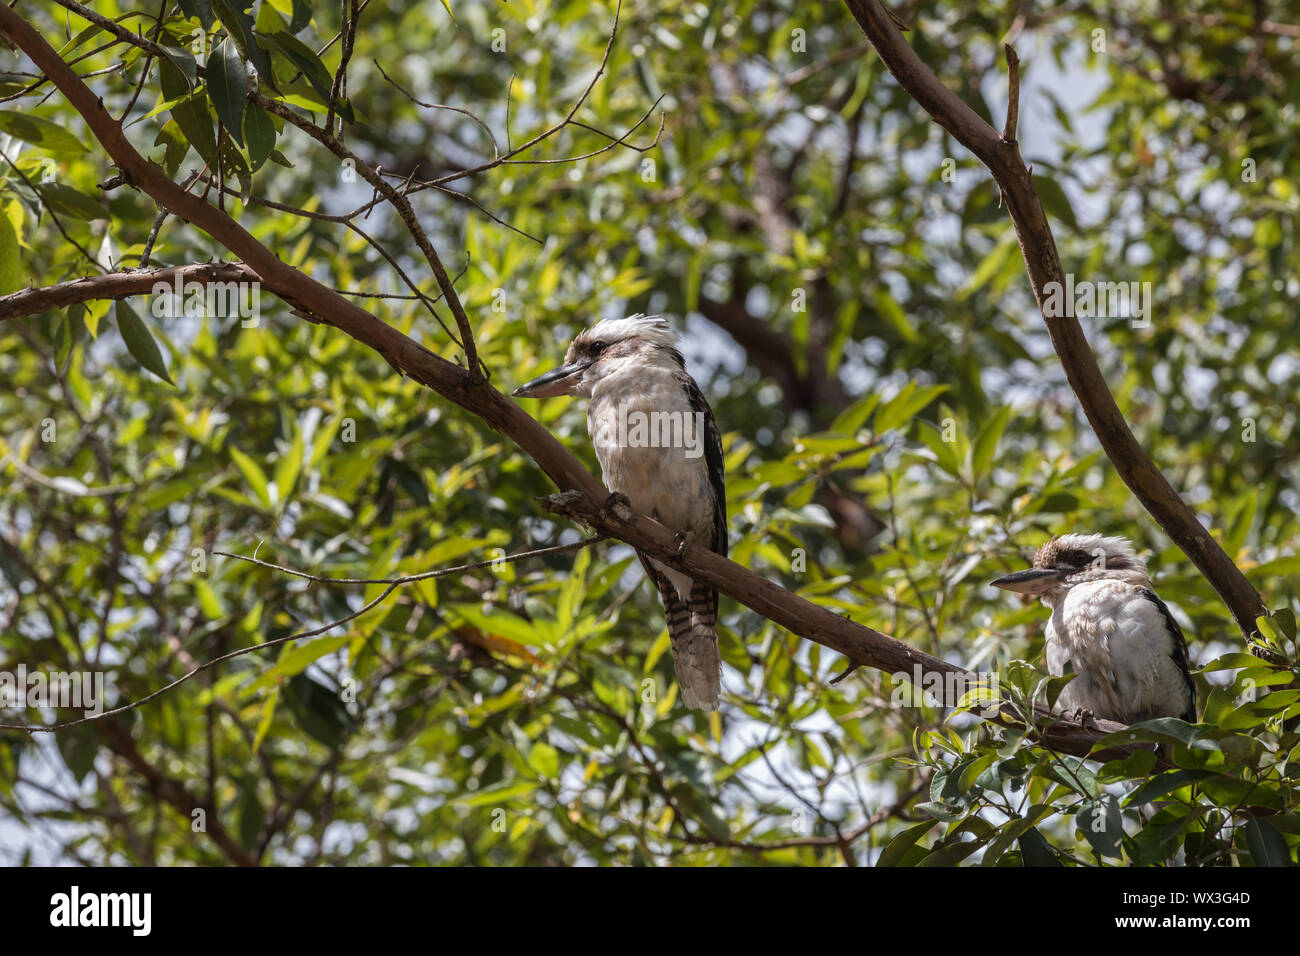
[589,341,608,356]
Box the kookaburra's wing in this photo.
[675,370,727,558]
[1137,587,1197,723]
[636,370,726,711]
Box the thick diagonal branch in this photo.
[843,0,1267,641]
[0,4,1136,761]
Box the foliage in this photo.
[0,0,1297,865]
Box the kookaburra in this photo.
[513,315,728,710]
[991,534,1196,725]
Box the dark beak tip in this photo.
[990,567,1063,593]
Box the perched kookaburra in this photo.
[991,534,1196,725]
[513,315,728,710]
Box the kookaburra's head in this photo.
[512,314,685,399]
[991,533,1152,601]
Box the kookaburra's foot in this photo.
[601,491,633,524]
[1072,707,1100,732]
[672,529,697,559]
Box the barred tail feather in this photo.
[642,555,721,710]
[669,620,721,710]
[671,581,720,710]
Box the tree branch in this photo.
[0,262,254,321]
[842,0,1267,641]
[1001,43,1019,144]
[698,295,805,401]
[96,718,258,865]
[0,2,1137,762]
[45,0,481,377]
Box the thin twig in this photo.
[0,144,102,270]
[1001,43,1020,144]
[373,59,500,160]
[0,537,605,733]
[213,535,602,586]
[139,168,205,267]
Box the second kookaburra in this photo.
[513,315,727,710]
[992,534,1196,725]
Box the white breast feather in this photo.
[1048,579,1190,723]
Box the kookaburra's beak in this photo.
[990,567,1066,594]
[512,360,591,399]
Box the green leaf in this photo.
[1220,689,1300,730]
[156,46,199,89]
[448,603,546,647]
[213,0,278,93]
[683,255,700,311]
[216,126,253,191]
[273,428,304,503]
[259,30,339,113]
[875,382,949,434]
[288,0,313,33]
[982,804,1056,866]
[917,839,985,867]
[1043,672,1076,710]
[115,300,174,385]
[0,211,20,294]
[1096,749,1158,783]
[970,405,1012,481]
[237,780,263,848]
[52,313,73,369]
[1226,490,1258,557]
[35,182,103,220]
[57,731,98,784]
[829,391,881,434]
[1017,827,1063,866]
[1255,614,1281,644]
[0,111,89,154]
[248,702,276,770]
[208,39,248,146]
[154,119,190,176]
[671,783,731,842]
[460,780,536,807]
[55,23,107,60]
[1096,717,1198,750]
[160,58,218,166]
[1273,607,1297,640]
[228,446,271,507]
[1032,175,1079,232]
[136,86,203,125]
[915,419,962,477]
[243,104,276,170]
[1044,755,1098,797]
[877,820,938,867]
[959,232,1017,300]
[1251,556,1300,579]
[1124,769,1213,807]
[250,637,349,690]
[1202,652,1273,672]
[1242,816,1293,867]
[555,544,589,631]
[874,287,919,343]
[283,673,354,749]
[178,0,216,29]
